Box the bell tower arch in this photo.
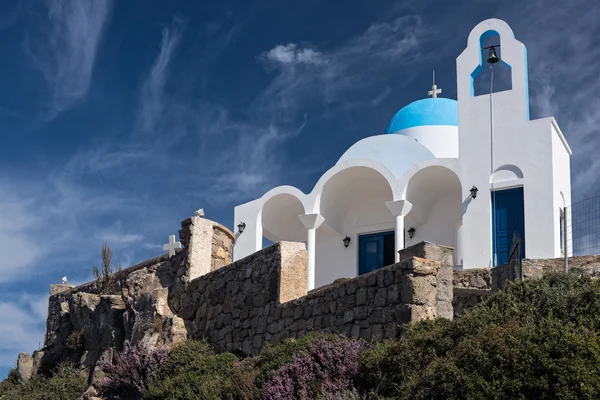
[457,18,530,121]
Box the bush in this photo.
[66,331,83,350]
[0,368,19,396]
[357,271,600,399]
[145,340,240,400]
[93,242,122,294]
[0,363,87,400]
[243,331,332,386]
[262,334,366,400]
[98,341,167,400]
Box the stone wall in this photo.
[175,242,452,355]
[399,241,453,268]
[452,255,600,317]
[211,225,235,271]
[452,269,493,317]
[37,215,454,384]
[493,255,600,290]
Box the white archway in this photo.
[404,165,463,265]
[261,193,306,244]
[314,166,395,286]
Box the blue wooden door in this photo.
[492,187,525,266]
[359,234,383,275]
[359,231,395,275]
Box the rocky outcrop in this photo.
[39,215,233,383]
[17,353,33,382]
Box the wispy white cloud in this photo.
[0,186,44,282]
[99,233,145,247]
[513,0,600,200]
[0,299,46,368]
[65,13,431,209]
[256,15,429,121]
[261,43,323,65]
[138,17,186,134]
[25,0,113,119]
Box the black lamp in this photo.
[408,227,415,239]
[237,222,246,234]
[343,236,351,248]
[470,186,479,199]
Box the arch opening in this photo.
[316,166,395,286]
[404,166,463,265]
[471,31,513,97]
[261,194,306,245]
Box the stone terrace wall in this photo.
[452,269,493,317]
[175,242,453,355]
[452,255,600,317]
[493,255,600,290]
[399,241,453,268]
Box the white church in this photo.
[233,18,572,290]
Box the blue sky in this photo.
[0,0,599,378]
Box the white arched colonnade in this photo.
[234,156,464,290]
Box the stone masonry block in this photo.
[399,241,453,268]
[278,242,308,303]
[401,275,437,305]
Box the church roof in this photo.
[336,134,435,178]
[385,98,458,134]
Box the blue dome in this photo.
[385,98,458,134]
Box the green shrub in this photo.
[145,340,240,400]
[66,331,83,350]
[357,271,600,399]
[0,363,87,400]
[0,369,19,396]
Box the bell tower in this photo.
[455,19,570,269]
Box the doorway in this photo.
[492,187,525,266]
[358,231,395,275]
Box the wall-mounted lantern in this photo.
[408,227,416,239]
[343,236,351,248]
[237,222,246,234]
[470,185,479,199]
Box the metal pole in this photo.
[519,234,523,281]
[563,206,569,273]
[490,63,496,268]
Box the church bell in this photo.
[486,46,500,64]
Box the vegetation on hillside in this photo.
[4,271,600,399]
[0,363,86,400]
[93,242,121,294]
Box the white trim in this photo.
[490,178,524,191]
[551,118,572,156]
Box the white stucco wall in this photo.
[394,125,459,158]
[456,18,571,268]
[551,120,572,256]
[404,191,462,261]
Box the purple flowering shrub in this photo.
[98,341,167,400]
[262,334,366,400]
